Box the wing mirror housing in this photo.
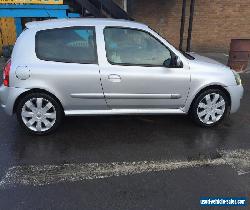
[163,55,183,68]
[175,56,183,68]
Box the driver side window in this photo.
[104,27,172,66]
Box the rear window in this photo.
[35,27,98,64]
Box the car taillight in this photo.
[3,60,11,87]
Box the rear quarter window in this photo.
[35,27,98,64]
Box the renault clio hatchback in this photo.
[0,18,243,135]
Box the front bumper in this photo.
[0,85,28,115]
[225,85,244,113]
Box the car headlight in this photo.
[232,71,242,85]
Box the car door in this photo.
[35,26,107,112]
[99,26,190,110]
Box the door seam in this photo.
[99,69,111,109]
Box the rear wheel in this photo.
[16,93,63,135]
[190,89,230,127]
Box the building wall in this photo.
[130,0,182,50]
[130,0,250,53]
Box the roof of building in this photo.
[25,18,148,30]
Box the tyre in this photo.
[16,93,63,135]
[190,89,230,127]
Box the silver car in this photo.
[0,18,243,135]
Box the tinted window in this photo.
[104,27,171,66]
[36,27,97,64]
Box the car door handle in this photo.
[108,74,121,82]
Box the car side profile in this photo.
[0,18,243,135]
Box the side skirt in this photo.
[64,109,187,116]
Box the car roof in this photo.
[25,18,148,30]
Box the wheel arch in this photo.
[13,88,64,114]
[188,85,231,113]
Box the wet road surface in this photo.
[0,59,249,209]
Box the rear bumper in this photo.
[225,85,244,113]
[0,85,28,115]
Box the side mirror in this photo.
[163,56,183,68]
[176,57,183,68]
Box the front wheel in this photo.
[16,93,63,135]
[190,89,230,127]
